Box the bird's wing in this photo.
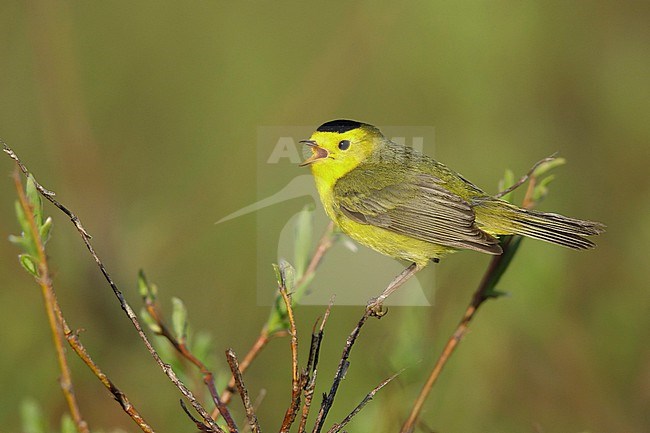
[333,170,502,254]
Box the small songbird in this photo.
[300,119,605,310]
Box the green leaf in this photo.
[278,259,295,293]
[14,199,28,235]
[192,330,213,363]
[8,234,24,247]
[532,156,565,178]
[293,272,315,301]
[20,398,46,433]
[293,204,314,278]
[8,233,31,254]
[138,270,149,298]
[14,199,37,256]
[153,329,177,367]
[60,414,75,433]
[138,269,157,300]
[265,261,296,335]
[12,197,40,257]
[171,297,188,342]
[272,262,282,288]
[532,174,556,204]
[140,307,162,334]
[19,254,39,277]
[498,169,516,203]
[26,175,43,227]
[39,217,53,246]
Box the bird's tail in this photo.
[475,200,606,250]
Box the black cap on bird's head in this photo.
[300,119,383,167]
[316,119,363,134]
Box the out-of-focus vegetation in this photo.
[1,2,648,432]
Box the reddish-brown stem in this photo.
[298,300,333,433]
[6,145,222,433]
[326,372,399,433]
[13,171,90,433]
[279,283,302,432]
[213,222,335,421]
[400,166,543,433]
[66,330,154,432]
[225,349,261,433]
[212,332,271,419]
[312,310,371,433]
[143,300,237,432]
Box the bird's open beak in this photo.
[299,140,329,166]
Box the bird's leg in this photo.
[367,262,421,317]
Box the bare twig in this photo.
[326,371,401,433]
[214,222,336,421]
[65,330,154,432]
[521,173,538,210]
[298,298,333,433]
[142,295,238,432]
[312,309,371,433]
[278,276,302,432]
[215,332,271,419]
[225,349,261,433]
[4,144,222,433]
[180,400,212,432]
[242,389,267,433]
[399,239,517,433]
[13,171,90,433]
[400,159,547,433]
[493,154,557,200]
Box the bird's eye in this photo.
[338,140,351,151]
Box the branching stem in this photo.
[5,144,221,433]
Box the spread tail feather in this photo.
[476,201,606,250]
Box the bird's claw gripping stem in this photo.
[366,296,388,318]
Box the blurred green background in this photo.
[1,2,648,432]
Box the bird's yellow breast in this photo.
[311,169,452,267]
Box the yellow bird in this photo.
[301,120,604,310]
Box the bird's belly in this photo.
[315,179,454,265]
[336,216,453,267]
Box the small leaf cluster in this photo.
[138,271,213,379]
[9,175,53,278]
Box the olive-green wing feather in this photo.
[333,170,502,255]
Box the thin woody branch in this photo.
[312,310,371,433]
[493,153,557,200]
[225,349,261,433]
[65,329,154,432]
[278,276,302,432]
[214,222,336,421]
[326,371,400,433]
[298,300,333,433]
[142,290,238,432]
[400,158,549,433]
[214,332,271,420]
[4,144,222,433]
[180,400,213,432]
[12,171,90,433]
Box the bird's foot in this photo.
[366,297,388,318]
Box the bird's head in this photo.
[300,119,384,180]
